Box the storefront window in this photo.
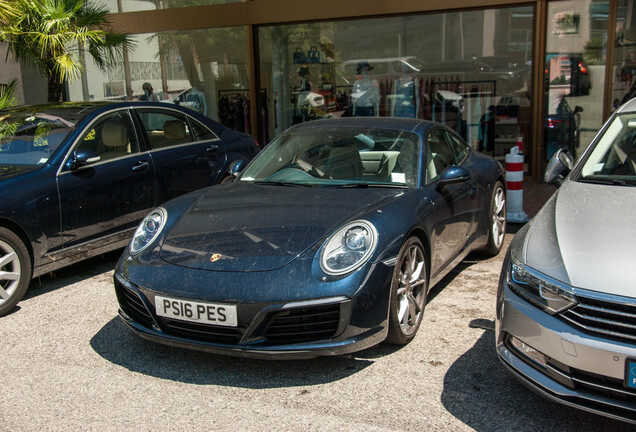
[102,0,243,14]
[612,1,636,111]
[67,27,251,133]
[544,0,608,160]
[258,6,534,165]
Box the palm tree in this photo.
[0,0,131,102]
[0,1,18,23]
[0,80,19,110]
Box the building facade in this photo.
[9,0,636,178]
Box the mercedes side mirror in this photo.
[67,149,100,170]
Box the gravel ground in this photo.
[1,232,634,432]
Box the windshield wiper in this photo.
[578,177,635,186]
[322,182,407,189]
[253,181,315,187]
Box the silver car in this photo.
[496,98,636,424]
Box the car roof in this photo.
[0,101,199,118]
[618,97,636,114]
[0,102,109,119]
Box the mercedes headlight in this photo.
[320,220,378,276]
[508,258,577,314]
[130,207,167,255]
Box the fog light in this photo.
[511,337,547,367]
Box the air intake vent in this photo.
[115,279,154,329]
[561,295,636,343]
[264,303,341,344]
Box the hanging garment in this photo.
[393,77,417,118]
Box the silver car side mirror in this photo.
[544,148,573,185]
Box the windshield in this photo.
[239,126,420,187]
[0,110,75,166]
[577,113,636,185]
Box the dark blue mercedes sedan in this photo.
[0,102,258,316]
[115,117,506,359]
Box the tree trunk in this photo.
[45,63,65,103]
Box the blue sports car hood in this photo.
[160,183,401,272]
[522,180,636,298]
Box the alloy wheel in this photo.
[396,244,427,335]
[492,186,506,249]
[0,239,21,307]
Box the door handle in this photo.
[206,145,219,153]
[132,161,149,172]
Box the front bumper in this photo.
[496,282,636,425]
[114,255,394,359]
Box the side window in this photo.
[426,129,455,183]
[76,112,139,163]
[137,110,195,149]
[447,133,469,163]
[189,117,219,141]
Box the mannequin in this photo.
[297,66,312,121]
[139,82,159,102]
[351,61,380,116]
[391,65,420,118]
[187,87,207,116]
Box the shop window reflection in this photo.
[544,0,607,161]
[259,7,534,166]
[613,1,636,113]
[112,0,243,14]
[68,27,251,135]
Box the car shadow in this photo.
[90,316,375,388]
[22,249,123,301]
[440,319,632,431]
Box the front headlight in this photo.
[508,258,577,314]
[130,207,167,255]
[320,220,378,276]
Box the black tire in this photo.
[482,181,506,256]
[385,237,428,345]
[0,227,31,317]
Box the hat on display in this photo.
[356,61,374,73]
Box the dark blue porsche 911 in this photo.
[115,117,506,358]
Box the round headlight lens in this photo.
[130,207,167,255]
[320,220,378,276]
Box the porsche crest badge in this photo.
[210,253,223,263]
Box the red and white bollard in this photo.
[505,140,529,223]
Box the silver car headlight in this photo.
[320,220,378,276]
[507,258,577,314]
[130,207,167,255]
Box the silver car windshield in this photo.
[0,111,74,166]
[578,113,636,185]
[239,126,420,188]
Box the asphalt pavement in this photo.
[1,233,634,431]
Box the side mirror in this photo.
[228,159,247,178]
[437,165,471,190]
[574,105,584,114]
[67,149,100,170]
[544,148,573,185]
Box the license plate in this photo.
[155,295,237,327]
[626,359,636,389]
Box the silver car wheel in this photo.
[492,186,506,249]
[0,239,21,306]
[396,243,427,335]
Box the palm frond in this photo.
[0,79,19,110]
